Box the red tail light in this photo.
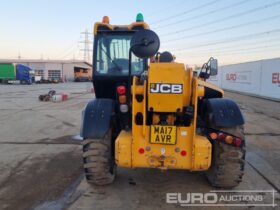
[234,137,242,147]
[218,132,226,140]
[138,148,145,154]
[117,85,126,95]
[180,150,187,156]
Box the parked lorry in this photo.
[0,63,35,84]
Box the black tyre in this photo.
[82,129,116,185]
[206,125,246,188]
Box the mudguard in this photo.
[204,98,244,127]
[80,99,114,139]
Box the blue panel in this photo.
[16,64,32,83]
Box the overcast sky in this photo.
[0,0,280,65]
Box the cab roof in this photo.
[94,21,149,35]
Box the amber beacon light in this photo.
[102,16,110,24]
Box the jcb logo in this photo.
[150,83,183,94]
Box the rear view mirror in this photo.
[130,29,160,58]
[198,57,218,80]
[209,58,218,76]
[127,30,160,98]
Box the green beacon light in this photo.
[136,13,144,22]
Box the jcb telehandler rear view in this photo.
[80,14,245,188]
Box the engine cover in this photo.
[148,63,188,112]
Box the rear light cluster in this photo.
[117,85,128,113]
[117,86,126,95]
[207,129,244,147]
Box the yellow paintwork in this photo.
[115,124,211,170]
[115,130,132,167]
[148,63,190,112]
[94,21,149,35]
[197,79,224,96]
[193,135,212,170]
[115,63,224,171]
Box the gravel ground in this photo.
[0,83,279,210]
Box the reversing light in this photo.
[117,85,126,95]
[120,104,128,113]
[102,16,110,24]
[136,13,144,22]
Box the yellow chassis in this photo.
[115,63,223,171]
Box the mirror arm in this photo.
[198,63,207,80]
[128,43,140,103]
[128,47,133,103]
[127,43,144,104]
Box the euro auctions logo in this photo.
[226,73,236,81]
[166,190,277,207]
[167,192,219,205]
[225,72,251,84]
[272,73,280,84]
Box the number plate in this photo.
[150,125,176,145]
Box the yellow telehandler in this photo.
[80,14,245,188]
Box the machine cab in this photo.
[93,15,149,99]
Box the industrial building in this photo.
[0,59,92,82]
